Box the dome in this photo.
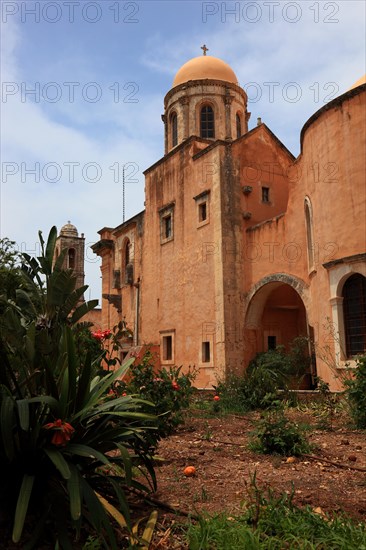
[173,55,238,87]
[60,221,78,237]
[348,74,366,91]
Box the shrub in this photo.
[213,339,311,413]
[115,352,195,445]
[249,409,311,456]
[344,355,366,428]
[0,227,158,548]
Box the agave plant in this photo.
[0,228,158,548]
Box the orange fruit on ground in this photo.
[183,466,196,477]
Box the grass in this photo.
[187,486,366,549]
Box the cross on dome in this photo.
[201,44,209,56]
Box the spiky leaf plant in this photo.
[0,228,157,549]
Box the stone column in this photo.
[179,96,190,141]
[224,91,233,140]
[245,111,251,133]
[161,114,167,154]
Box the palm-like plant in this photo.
[0,228,157,548]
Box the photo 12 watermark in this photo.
[1,161,140,184]
[1,81,140,104]
[1,1,140,24]
[201,2,340,24]
[201,160,339,185]
[201,240,339,265]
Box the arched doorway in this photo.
[245,277,316,389]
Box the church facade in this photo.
[88,54,365,390]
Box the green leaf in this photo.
[137,510,158,549]
[44,447,71,479]
[95,491,128,532]
[71,299,99,324]
[12,474,35,543]
[66,443,111,466]
[27,395,60,414]
[84,359,134,412]
[65,326,77,414]
[1,394,15,460]
[107,477,131,528]
[54,247,67,272]
[25,322,36,362]
[67,464,82,520]
[75,350,92,411]
[16,399,29,431]
[115,444,132,485]
[45,226,58,274]
[81,478,117,549]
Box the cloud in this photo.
[1,1,365,299]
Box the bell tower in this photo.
[55,222,85,294]
[163,47,250,154]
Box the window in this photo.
[200,105,215,138]
[268,336,277,350]
[123,238,133,284]
[160,331,175,363]
[262,187,270,203]
[202,341,210,362]
[343,274,366,357]
[68,248,75,269]
[163,214,172,239]
[236,113,242,139]
[199,202,207,222]
[304,198,315,271]
[124,239,130,267]
[194,190,210,227]
[171,112,178,147]
[163,336,172,361]
[159,204,174,243]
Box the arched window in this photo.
[68,248,75,269]
[236,113,242,139]
[123,238,133,285]
[343,274,366,357]
[304,198,315,270]
[200,105,215,138]
[124,239,130,268]
[171,112,178,147]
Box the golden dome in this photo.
[173,55,238,87]
[348,74,366,91]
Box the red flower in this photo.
[91,329,112,341]
[213,395,220,401]
[44,419,75,447]
[172,381,180,391]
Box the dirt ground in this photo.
[145,405,366,548]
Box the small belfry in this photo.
[163,48,250,153]
[54,222,85,297]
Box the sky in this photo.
[1,0,365,301]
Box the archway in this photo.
[245,277,315,389]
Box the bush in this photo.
[0,228,158,548]
[115,352,195,445]
[249,409,311,456]
[213,340,311,413]
[344,355,366,428]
